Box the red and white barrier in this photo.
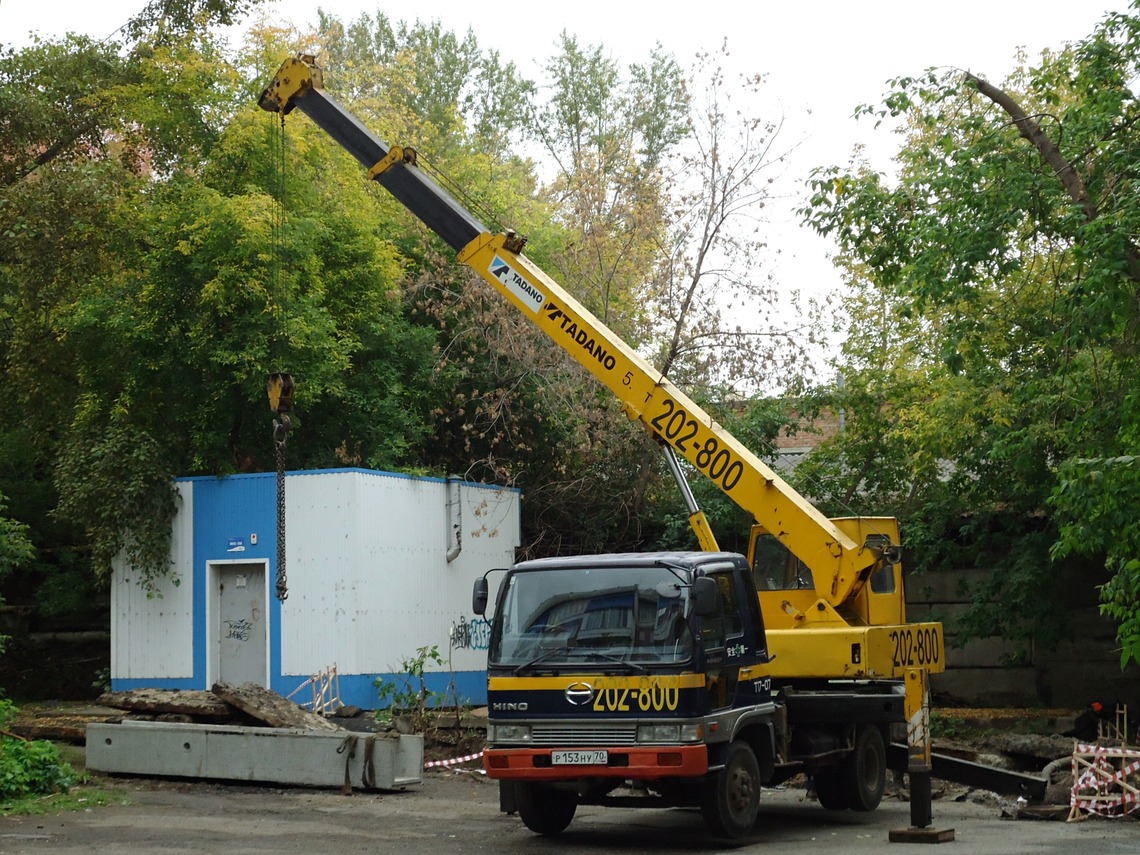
[1069,742,1140,819]
[424,750,485,769]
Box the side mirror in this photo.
[472,577,489,616]
[692,576,717,617]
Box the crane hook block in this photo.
[267,372,295,414]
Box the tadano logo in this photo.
[489,255,546,314]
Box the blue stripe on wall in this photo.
[273,671,487,711]
[114,671,487,709]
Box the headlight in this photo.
[637,723,703,743]
[487,723,532,743]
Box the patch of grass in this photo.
[1,782,127,816]
[929,711,972,740]
[929,711,1003,740]
[0,743,134,817]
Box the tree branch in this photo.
[965,72,1140,282]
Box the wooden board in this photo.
[211,681,342,732]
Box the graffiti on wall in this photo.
[224,618,253,641]
[450,615,491,651]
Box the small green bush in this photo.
[0,699,75,801]
[373,645,444,730]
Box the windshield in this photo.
[490,565,695,669]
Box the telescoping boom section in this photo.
[258,55,944,681]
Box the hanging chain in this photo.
[268,111,292,604]
[274,415,289,602]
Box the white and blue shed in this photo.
[110,468,519,709]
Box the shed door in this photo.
[213,562,268,687]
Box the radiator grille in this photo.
[530,723,638,746]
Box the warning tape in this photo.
[424,750,485,769]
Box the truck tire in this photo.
[813,768,847,810]
[516,782,577,835]
[702,740,761,839]
[841,724,886,812]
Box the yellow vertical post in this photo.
[890,668,954,843]
[905,667,932,776]
[906,667,933,828]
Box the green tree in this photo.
[125,0,267,39]
[0,26,446,598]
[303,21,699,556]
[0,492,35,655]
[526,34,689,338]
[800,8,1140,660]
[316,12,534,151]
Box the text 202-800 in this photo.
[649,398,744,492]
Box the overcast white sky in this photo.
[1,0,1134,370]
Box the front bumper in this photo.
[483,744,709,781]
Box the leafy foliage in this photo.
[0,494,34,581]
[54,422,179,590]
[799,8,1140,659]
[373,644,445,729]
[0,492,35,655]
[125,0,267,40]
[0,12,817,644]
[0,701,75,801]
[1052,451,1140,667]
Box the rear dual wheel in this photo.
[813,725,886,812]
[843,724,886,812]
[814,767,847,810]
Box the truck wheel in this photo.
[702,741,761,839]
[515,782,577,835]
[841,725,886,812]
[813,768,847,810]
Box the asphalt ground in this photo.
[2,769,1138,855]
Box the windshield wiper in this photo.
[581,651,645,673]
[513,646,572,674]
[513,648,646,674]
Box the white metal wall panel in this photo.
[279,471,518,681]
[111,480,195,679]
[278,471,364,674]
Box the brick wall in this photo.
[771,408,843,450]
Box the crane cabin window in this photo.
[751,533,815,592]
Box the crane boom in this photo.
[258,55,892,616]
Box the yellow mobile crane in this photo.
[259,55,946,839]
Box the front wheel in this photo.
[841,724,886,812]
[702,740,761,839]
[515,782,577,836]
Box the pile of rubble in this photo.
[12,682,344,742]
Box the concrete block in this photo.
[943,637,1033,669]
[930,667,1038,706]
[1041,638,1123,665]
[86,721,423,789]
[906,570,990,604]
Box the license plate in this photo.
[551,749,608,766]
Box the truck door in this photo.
[699,571,745,710]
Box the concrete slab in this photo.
[86,721,423,790]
